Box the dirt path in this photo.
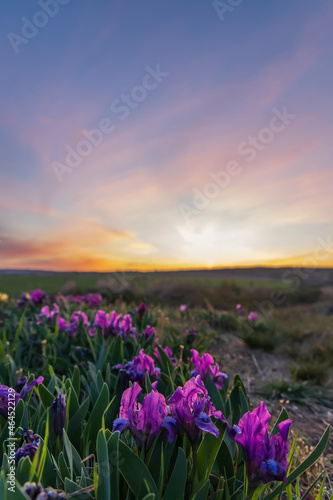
[212,332,333,492]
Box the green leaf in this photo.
[271,408,289,435]
[163,447,187,500]
[316,471,327,500]
[205,375,225,413]
[38,383,55,409]
[64,477,85,494]
[30,410,49,483]
[288,425,329,483]
[58,452,70,481]
[96,429,110,500]
[252,483,266,500]
[9,311,25,354]
[47,374,56,394]
[107,431,120,500]
[68,397,90,435]
[118,440,159,498]
[145,371,153,393]
[142,495,156,500]
[216,441,234,480]
[191,480,210,500]
[62,429,83,478]
[72,365,81,398]
[84,383,109,448]
[196,420,226,487]
[0,472,6,500]
[156,345,175,377]
[111,335,124,365]
[16,456,32,485]
[301,470,326,500]
[96,342,106,372]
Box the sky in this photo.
[0,0,333,271]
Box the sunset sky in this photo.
[1,0,333,271]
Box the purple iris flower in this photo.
[51,394,67,436]
[248,312,259,322]
[190,350,214,379]
[15,376,28,393]
[154,345,176,366]
[190,349,227,390]
[37,303,59,326]
[57,316,67,332]
[15,442,40,465]
[74,295,85,305]
[119,314,134,337]
[169,375,220,442]
[222,402,292,485]
[144,325,156,340]
[89,310,127,338]
[16,292,30,308]
[84,293,103,308]
[236,304,244,315]
[30,289,48,306]
[67,311,89,337]
[136,302,147,318]
[0,377,44,420]
[15,429,41,465]
[37,304,67,332]
[114,349,160,386]
[208,363,228,390]
[113,382,178,449]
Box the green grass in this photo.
[0,273,103,297]
[0,272,291,298]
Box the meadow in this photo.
[0,270,332,499]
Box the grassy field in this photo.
[0,269,332,490]
[0,270,293,298]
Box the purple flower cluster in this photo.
[169,375,220,442]
[135,302,147,318]
[223,402,292,485]
[17,289,48,308]
[113,349,160,386]
[113,382,178,449]
[236,304,244,314]
[51,394,67,436]
[236,304,259,323]
[113,375,223,449]
[15,428,40,465]
[190,349,227,390]
[143,324,156,340]
[248,311,259,322]
[0,377,44,419]
[153,345,176,365]
[89,310,135,338]
[64,293,103,308]
[37,303,67,332]
[67,311,90,337]
[37,305,91,336]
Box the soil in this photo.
[212,332,333,494]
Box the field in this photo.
[0,269,332,499]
